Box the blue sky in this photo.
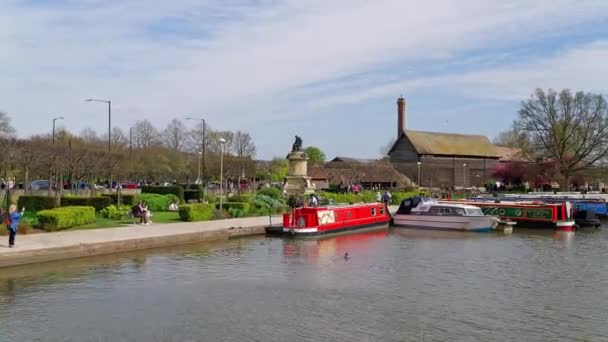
[1,0,608,159]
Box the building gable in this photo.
[388,133,419,162]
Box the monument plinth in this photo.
[283,136,315,197]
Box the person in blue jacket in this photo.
[7,205,25,248]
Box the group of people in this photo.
[131,202,152,225]
[1,205,25,248]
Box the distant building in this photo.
[388,97,500,187]
[324,157,413,188]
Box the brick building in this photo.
[388,97,500,187]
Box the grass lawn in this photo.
[67,211,181,231]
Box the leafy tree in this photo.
[304,146,326,165]
[163,118,187,151]
[269,157,288,182]
[252,194,284,226]
[0,111,15,138]
[515,88,608,187]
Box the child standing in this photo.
[7,205,25,248]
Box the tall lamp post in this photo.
[463,163,467,188]
[218,137,226,211]
[186,117,206,182]
[85,99,111,153]
[196,151,203,184]
[52,116,64,144]
[417,161,422,190]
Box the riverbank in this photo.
[0,216,279,268]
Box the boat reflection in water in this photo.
[282,230,389,262]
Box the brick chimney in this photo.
[397,96,406,139]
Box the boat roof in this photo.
[410,197,482,210]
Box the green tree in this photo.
[515,88,608,188]
[269,157,288,182]
[304,146,326,165]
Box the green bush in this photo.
[184,189,203,202]
[17,196,56,212]
[141,185,185,202]
[228,194,252,203]
[178,204,215,222]
[204,193,217,203]
[137,194,176,212]
[102,194,137,206]
[37,206,96,231]
[61,196,111,212]
[216,202,251,212]
[256,187,282,200]
[228,207,246,218]
[101,205,132,220]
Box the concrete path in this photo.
[0,216,279,268]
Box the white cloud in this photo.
[1,0,608,150]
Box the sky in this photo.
[1,0,608,160]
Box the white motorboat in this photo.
[392,196,496,232]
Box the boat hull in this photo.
[283,222,389,238]
[392,214,494,232]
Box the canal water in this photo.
[1,228,608,341]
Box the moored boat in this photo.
[392,196,495,232]
[279,203,390,237]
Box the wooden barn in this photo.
[387,97,500,187]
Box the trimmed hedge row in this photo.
[61,196,111,212]
[17,196,56,212]
[178,204,215,222]
[37,206,96,231]
[184,189,203,202]
[216,202,250,212]
[102,194,137,206]
[141,185,185,202]
[138,194,178,212]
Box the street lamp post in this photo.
[186,117,206,182]
[463,163,467,187]
[218,137,226,211]
[52,116,64,144]
[196,151,203,184]
[85,99,111,153]
[417,161,422,189]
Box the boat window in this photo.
[465,208,483,216]
[454,208,465,216]
[430,207,443,215]
[403,200,411,206]
[441,208,453,215]
[371,208,377,216]
[380,207,385,215]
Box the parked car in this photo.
[31,180,50,190]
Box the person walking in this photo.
[6,205,25,248]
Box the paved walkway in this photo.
[0,216,279,268]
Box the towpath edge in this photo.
[0,216,279,268]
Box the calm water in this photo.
[1,228,608,342]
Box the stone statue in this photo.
[292,135,303,152]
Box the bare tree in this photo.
[80,127,100,144]
[133,119,159,149]
[234,131,256,158]
[108,127,128,148]
[379,138,395,156]
[0,112,15,138]
[515,88,608,187]
[163,118,187,151]
[493,128,533,157]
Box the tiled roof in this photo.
[495,146,531,162]
[391,130,499,158]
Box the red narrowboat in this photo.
[277,203,390,237]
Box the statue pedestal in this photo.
[283,151,315,197]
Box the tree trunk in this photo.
[24,165,29,194]
[54,171,61,207]
[117,177,122,206]
[48,169,53,197]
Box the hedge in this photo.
[178,204,215,222]
[256,187,282,200]
[37,206,96,231]
[184,189,203,202]
[141,185,185,202]
[216,202,250,212]
[17,195,56,212]
[61,196,111,212]
[228,194,252,203]
[102,194,137,206]
[137,194,176,212]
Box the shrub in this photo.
[184,189,203,202]
[137,194,175,212]
[251,194,285,225]
[178,204,215,222]
[141,185,185,202]
[61,196,111,212]
[229,194,252,203]
[204,193,217,203]
[101,205,132,220]
[17,195,56,212]
[256,187,282,200]
[228,207,246,218]
[216,202,250,212]
[37,206,96,231]
[102,194,137,206]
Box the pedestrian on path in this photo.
[6,205,25,248]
